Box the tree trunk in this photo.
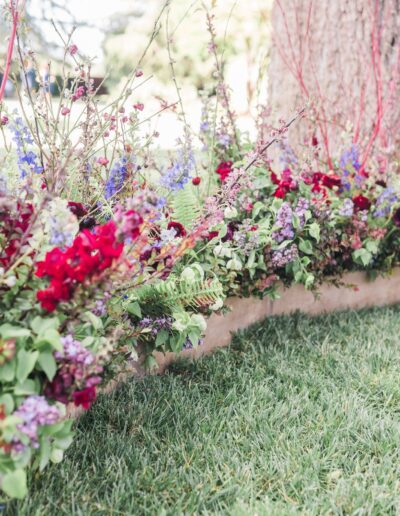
[268,0,400,163]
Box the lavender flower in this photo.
[340,145,362,190]
[271,244,299,268]
[12,396,61,452]
[105,156,131,199]
[159,150,195,191]
[9,116,43,178]
[273,202,294,243]
[339,198,354,217]
[139,316,173,336]
[55,335,95,366]
[294,198,309,227]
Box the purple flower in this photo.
[160,150,195,191]
[105,156,131,199]
[273,202,294,243]
[9,116,43,178]
[12,396,61,453]
[339,198,354,217]
[271,244,299,268]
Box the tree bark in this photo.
[268,0,400,159]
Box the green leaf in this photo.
[0,360,16,382]
[38,352,57,381]
[0,324,30,340]
[16,349,39,383]
[31,316,59,335]
[39,438,51,471]
[299,239,314,255]
[353,248,372,267]
[0,393,14,413]
[126,302,142,318]
[34,329,62,351]
[1,469,27,499]
[81,311,103,330]
[155,330,169,347]
[14,379,38,396]
[309,223,320,242]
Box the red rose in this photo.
[352,195,371,211]
[72,386,97,410]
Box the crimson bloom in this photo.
[36,221,124,311]
[167,221,187,237]
[72,386,97,410]
[352,195,371,211]
[216,161,233,182]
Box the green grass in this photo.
[7,305,400,515]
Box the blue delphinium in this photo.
[160,150,195,191]
[339,145,364,190]
[9,116,43,178]
[104,156,130,200]
[374,187,399,218]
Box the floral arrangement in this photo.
[1,0,400,502]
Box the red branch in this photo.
[0,0,20,104]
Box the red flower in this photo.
[67,201,88,219]
[167,221,187,237]
[192,176,201,186]
[352,195,371,211]
[206,231,219,241]
[72,386,97,410]
[36,221,124,311]
[216,161,233,182]
[274,186,287,199]
[321,174,341,189]
[122,210,143,241]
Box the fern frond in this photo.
[171,186,201,230]
[132,277,224,312]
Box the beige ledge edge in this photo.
[67,267,400,417]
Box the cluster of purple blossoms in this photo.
[139,316,173,336]
[105,156,133,200]
[159,150,195,191]
[339,198,355,217]
[93,292,112,317]
[12,396,61,453]
[339,145,364,190]
[294,198,309,228]
[271,244,299,268]
[9,116,43,178]
[273,202,294,243]
[374,187,399,218]
[44,336,103,404]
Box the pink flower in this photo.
[61,107,70,116]
[69,44,78,56]
[135,70,143,77]
[133,103,144,111]
[0,116,9,126]
[97,157,109,166]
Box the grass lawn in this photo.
[7,305,400,515]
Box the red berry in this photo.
[192,177,201,186]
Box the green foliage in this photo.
[171,186,201,230]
